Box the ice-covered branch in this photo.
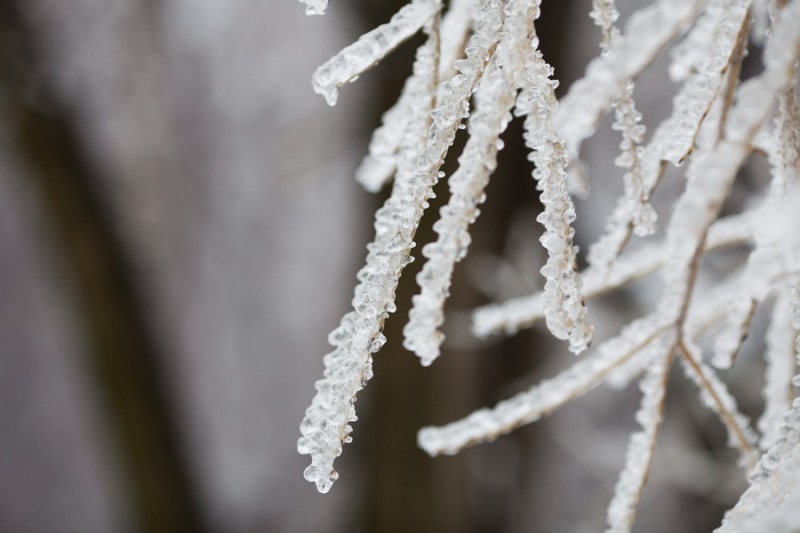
[312,0,442,105]
[523,48,593,354]
[418,315,668,456]
[404,64,516,365]
[472,210,755,338]
[356,0,476,192]
[298,24,441,494]
[299,0,507,493]
[554,0,708,159]
[605,336,676,533]
[759,293,796,450]
[403,0,541,366]
[588,0,752,269]
[657,0,800,325]
[678,341,759,467]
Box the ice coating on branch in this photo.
[658,0,800,324]
[355,80,417,192]
[438,0,477,86]
[605,335,675,533]
[607,265,750,390]
[669,0,726,82]
[471,211,755,339]
[298,25,441,494]
[588,0,654,240]
[590,0,621,56]
[718,398,800,531]
[356,0,477,192]
[312,0,442,105]
[720,480,800,533]
[714,174,800,368]
[679,341,759,466]
[554,0,707,158]
[300,0,329,16]
[588,0,751,269]
[759,293,796,450]
[522,47,592,354]
[404,0,540,365]
[300,0,508,492]
[611,84,656,238]
[404,66,515,365]
[418,314,666,456]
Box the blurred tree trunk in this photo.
[0,1,364,532]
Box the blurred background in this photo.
[0,1,768,532]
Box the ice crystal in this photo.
[299,0,329,16]
[522,45,593,354]
[297,0,800,529]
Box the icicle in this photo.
[300,0,330,16]
[554,0,708,160]
[523,46,593,354]
[418,314,668,456]
[312,0,442,106]
[759,293,796,450]
[472,210,755,339]
[605,336,676,533]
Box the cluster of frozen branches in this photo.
[296,0,800,530]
